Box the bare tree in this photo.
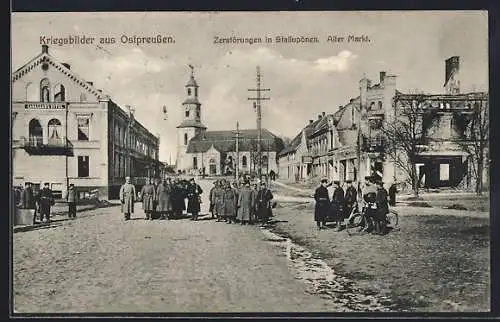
[380,94,427,197]
[459,95,489,195]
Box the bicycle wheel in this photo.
[346,213,364,235]
[386,209,399,228]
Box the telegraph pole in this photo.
[248,66,270,181]
[233,121,241,181]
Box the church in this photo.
[175,68,285,176]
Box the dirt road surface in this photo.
[13,205,337,313]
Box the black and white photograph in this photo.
[11,11,490,314]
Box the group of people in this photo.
[119,176,203,221]
[314,176,397,234]
[15,181,79,224]
[208,179,275,226]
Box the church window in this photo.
[195,88,198,96]
[193,157,198,169]
[78,117,90,141]
[54,84,65,102]
[196,110,200,118]
[378,101,383,110]
[242,155,247,167]
[188,88,192,96]
[184,133,188,146]
[185,110,190,117]
[40,78,50,102]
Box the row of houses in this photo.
[277,57,489,191]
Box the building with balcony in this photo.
[12,45,160,200]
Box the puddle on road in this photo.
[260,228,392,312]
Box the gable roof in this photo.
[278,131,303,156]
[12,48,108,99]
[186,129,285,154]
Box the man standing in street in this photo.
[209,180,218,219]
[331,180,345,231]
[237,182,254,225]
[256,182,274,227]
[156,178,172,220]
[375,180,389,235]
[344,180,357,216]
[65,183,78,219]
[119,176,136,221]
[140,178,155,220]
[362,176,378,233]
[38,182,54,223]
[187,178,203,221]
[314,178,330,230]
[20,182,37,224]
[388,181,399,206]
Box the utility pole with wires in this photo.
[232,121,241,182]
[247,66,270,181]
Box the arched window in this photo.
[48,119,62,143]
[195,88,198,97]
[40,78,50,102]
[184,133,188,145]
[209,158,217,175]
[28,119,43,145]
[242,155,248,167]
[187,88,192,96]
[185,110,190,117]
[378,101,383,110]
[26,82,38,102]
[196,110,200,118]
[54,84,65,102]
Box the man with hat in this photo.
[209,180,218,219]
[37,182,54,223]
[331,180,345,231]
[237,181,254,225]
[140,178,156,220]
[344,179,358,222]
[187,178,203,221]
[362,176,378,233]
[314,178,330,230]
[64,183,78,219]
[213,180,225,222]
[119,176,136,221]
[20,182,37,224]
[375,179,389,235]
[256,182,274,226]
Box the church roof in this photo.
[177,119,207,129]
[185,76,199,87]
[186,129,285,154]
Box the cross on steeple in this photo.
[188,64,194,77]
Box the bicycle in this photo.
[345,201,399,235]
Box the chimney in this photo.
[62,63,71,70]
[322,111,326,116]
[309,120,314,124]
[318,114,322,120]
[86,81,93,86]
[380,71,386,84]
[445,56,460,94]
[42,44,49,54]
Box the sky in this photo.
[11,11,488,162]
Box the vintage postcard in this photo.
[11,11,490,314]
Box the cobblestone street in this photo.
[13,202,337,313]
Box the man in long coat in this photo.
[331,180,345,231]
[250,183,259,223]
[388,181,398,206]
[237,182,254,225]
[141,178,155,220]
[156,178,172,220]
[223,181,238,224]
[64,183,78,219]
[171,178,186,219]
[20,182,37,224]
[213,180,225,222]
[152,178,160,218]
[187,178,203,221]
[314,178,330,230]
[209,180,218,219]
[119,176,136,221]
[38,182,55,223]
[256,182,274,226]
[375,180,389,235]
